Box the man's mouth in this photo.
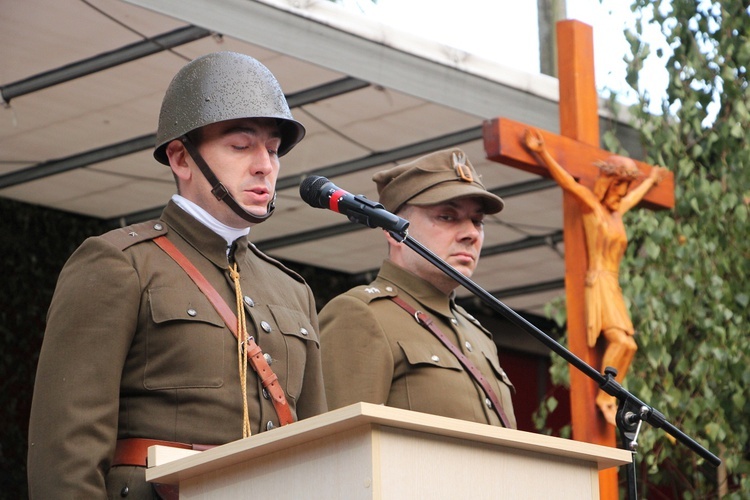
[452,252,476,262]
[244,186,270,199]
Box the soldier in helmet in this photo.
[319,149,517,429]
[28,52,326,498]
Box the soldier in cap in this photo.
[28,52,326,499]
[319,149,517,428]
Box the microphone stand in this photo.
[387,228,721,499]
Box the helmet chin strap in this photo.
[181,136,275,225]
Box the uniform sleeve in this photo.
[28,237,140,499]
[319,294,394,410]
[294,284,328,419]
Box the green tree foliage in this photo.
[540,1,750,497]
[621,2,750,497]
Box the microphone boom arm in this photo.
[346,194,410,233]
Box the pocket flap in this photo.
[149,287,224,327]
[483,351,516,393]
[398,340,462,370]
[268,304,319,345]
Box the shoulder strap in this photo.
[153,236,294,427]
[390,296,512,428]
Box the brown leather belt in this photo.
[113,438,216,467]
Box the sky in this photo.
[352,0,670,112]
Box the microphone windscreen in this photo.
[299,175,329,208]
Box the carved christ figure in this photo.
[524,129,667,425]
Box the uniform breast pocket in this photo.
[398,340,463,371]
[396,340,471,415]
[144,287,226,390]
[268,304,319,401]
[483,351,516,395]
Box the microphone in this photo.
[299,175,409,233]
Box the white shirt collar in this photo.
[172,194,250,247]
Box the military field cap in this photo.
[373,148,504,214]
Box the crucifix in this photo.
[483,20,674,499]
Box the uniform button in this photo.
[243,296,255,307]
[485,397,493,409]
[260,321,272,333]
[450,318,459,325]
[262,388,270,400]
[300,327,309,336]
[187,308,197,317]
[266,421,275,431]
[264,353,273,365]
[153,223,163,231]
[465,341,473,352]
[431,355,440,363]
[120,486,129,497]
[385,286,393,292]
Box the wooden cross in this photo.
[483,20,674,500]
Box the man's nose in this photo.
[458,219,481,241]
[250,147,275,176]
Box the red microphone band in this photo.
[329,189,346,213]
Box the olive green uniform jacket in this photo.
[28,201,326,499]
[319,260,516,428]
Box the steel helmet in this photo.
[153,51,305,165]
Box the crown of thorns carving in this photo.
[594,157,642,180]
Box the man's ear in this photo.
[383,229,403,255]
[165,139,191,182]
[383,229,399,246]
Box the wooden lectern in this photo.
[146,403,630,499]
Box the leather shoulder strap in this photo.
[153,235,294,427]
[390,296,512,428]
